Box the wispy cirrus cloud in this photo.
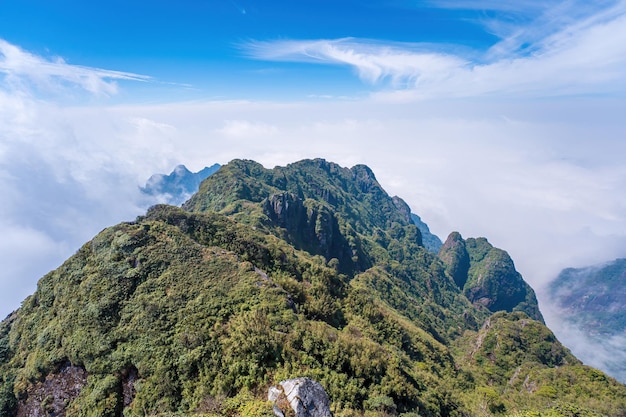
[483,0,626,58]
[245,38,468,86]
[244,1,626,99]
[0,39,151,96]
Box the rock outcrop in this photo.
[16,362,87,417]
[439,233,543,322]
[262,192,359,274]
[269,378,332,417]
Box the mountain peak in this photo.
[184,158,424,275]
[439,232,544,322]
[173,164,191,174]
[185,158,417,235]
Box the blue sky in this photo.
[4,0,623,100]
[2,0,626,376]
[0,0,500,99]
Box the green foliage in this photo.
[1,158,625,417]
[507,403,607,417]
[458,237,544,322]
[365,394,396,413]
[459,312,578,386]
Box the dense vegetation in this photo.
[1,158,626,416]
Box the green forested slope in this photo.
[1,159,625,417]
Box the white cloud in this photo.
[425,0,557,13]
[0,39,151,97]
[2,91,626,386]
[244,2,626,99]
[542,308,626,382]
[246,38,468,86]
[0,223,68,315]
[92,100,626,286]
[2,56,625,326]
[416,1,622,56]
[217,119,279,138]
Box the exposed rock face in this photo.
[264,192,306,230]
[269,378,332,417]
[121,366,138,408]
[16,362,87,417]
[7,158,623,416]
[391,196,412,224]
[263,192,363,274]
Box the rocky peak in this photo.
[439,233,543,322]
[262,192,365,274]
[439,232,470,288]
[184,158,424,256]
[350,164,377,193]
[4,158,621,417]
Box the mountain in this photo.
[550,259,626,336]
[141,164,221,206]
[411,213,443,253]
[143,163,445,254]
[439,233,544,323]
[1,158,626,417]
[549,258,626,382]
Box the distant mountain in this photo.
[550,259,626,335]
[411,213,443,253]
[141,163,221,205]
[1,159,625,417]
[549,258,626,382]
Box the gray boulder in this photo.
[268,377,332,417]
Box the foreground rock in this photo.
[269,378,332,417]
